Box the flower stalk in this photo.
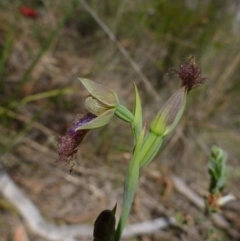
[56,56,206,241]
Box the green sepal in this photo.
[76,109,115,130]
[79,78,119,107]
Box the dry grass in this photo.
[0,1,240,241]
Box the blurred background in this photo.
[0,0,240,240]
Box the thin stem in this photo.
[114,128,145,241]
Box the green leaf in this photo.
[93,209,116,241]
[208,160,218,180]
[216,177,226,191]
[112,203,117,215]
[208,146,228,194]
[132,83,143,144]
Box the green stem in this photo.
[115,157,139,241]
[114,128,145,241]
[115,104,134,123]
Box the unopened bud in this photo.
[150,87,186,137]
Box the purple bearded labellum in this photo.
[56,113,96,172]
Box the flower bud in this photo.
[150,87,186,137]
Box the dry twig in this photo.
[0,164,175,240]
[78,0,160,102]
[171,175,240,239]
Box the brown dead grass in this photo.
[0,1,240,241]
